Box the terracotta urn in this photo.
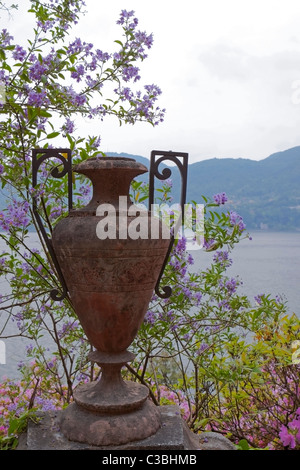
[52,156,170,446]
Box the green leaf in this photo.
[237,439,250,450]
[197,418,211,427]
[47,132,60,139]
[39,109,52,118]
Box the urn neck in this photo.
[72,157,148,213]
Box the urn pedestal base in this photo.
[59,399,161,447]
[59,349,161,447]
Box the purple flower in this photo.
[116,86,133,101]
[145,310,156,325]
[0,164,4,175]
[117,10,136,26]
[21,262,30,274]
[26,344,33,354]
[134,31,154,51]
[28,61,48,81]
[61,118,75,135]
[124,85,165,124]
[28,90,50,107]
[213,192,228,205]
[254,294,264,305]
[187,253,194,265]
[35,397,57,411]
[67,37,84,54]
[164,178,172,189]
[176,236,187,252]
[86,75,102,89]
[194,292,202,306]
[218,299,230,310]
[78,184,91,198]
[0,29,13,47]
[213,250,232,268]
[166,310,175,321]
[197,343,209,355]
[90,136,101,149]
[74,93,87,106]
[219,277,238,295]
[71,64,85,82]
[122,66,141,82]
[50,206,62,219]
[229,211,246,232]
[183,287,192,300]
[144,84,162,100]
[95,49,110,62]
[0,199,30,231]
[12,45,27,62]
[37,20,55,32]
[203,238,216,250]
[57,320,79,339]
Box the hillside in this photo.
[109,147,300,231]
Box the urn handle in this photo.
[32,148,73,301]
[148,150,189,299]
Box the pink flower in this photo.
[279,426,296,449]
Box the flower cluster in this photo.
[0,200,30,232]
[219,277,238,296]
[279,409,300,449]
[229,210,246,233]
[213,250,233,268]
[116,10,153,60]
[0,6,165,178]
[213,192,228,205]
[0,361,66,441]
[154,385,191,420]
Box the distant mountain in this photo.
[1,147,299,231]
[108,147,300,231]
[185,147,300,231]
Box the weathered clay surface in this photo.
[52,157,170,353]
[51,157,170,446]
[59,399,161,447]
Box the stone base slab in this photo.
[17,405,236,451]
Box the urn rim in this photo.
[73,156,148,174]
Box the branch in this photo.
[125,363,159,406]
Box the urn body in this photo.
[52,157,169,353]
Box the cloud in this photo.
[199,43,300,83]
[199,44,252,81]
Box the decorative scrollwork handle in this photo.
[32,148,73,301]
[148,150,188,299]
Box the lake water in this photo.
[193,231,300,316]
[0,230,299,380]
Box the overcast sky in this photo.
[5,0,300,163]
